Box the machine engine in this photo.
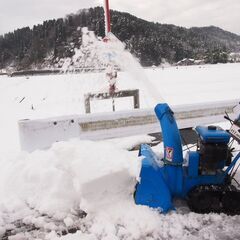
[195,126,231,172]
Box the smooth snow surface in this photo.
[0,63,240,239]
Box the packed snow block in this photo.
[80,170,137,212]
[0,139,139,222]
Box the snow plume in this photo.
[58,27,164,104]
[56,28,124,72]
[57,28,104,72]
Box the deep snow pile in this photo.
[0,138,140,238]
[0,138,240,240]
[0,137,240,240]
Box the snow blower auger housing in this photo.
[134,103,240,214]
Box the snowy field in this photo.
[0,63,240,239]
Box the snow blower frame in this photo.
[135,103,240,214]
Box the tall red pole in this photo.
[104,0,111,36]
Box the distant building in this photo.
[176,58,205,66]
[176,58,195,66]
[228,52,240,63]
[0,69,7,75]
[194,59,205,65]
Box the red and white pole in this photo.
[104,0,111,36]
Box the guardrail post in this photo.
[133,89,140,109]
[84,94,91,114]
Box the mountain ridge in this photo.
[0,7,240,70]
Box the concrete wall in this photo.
[18,99,239,152]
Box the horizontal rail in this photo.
[18,99,239,152]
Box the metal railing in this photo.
[84,89,140,113]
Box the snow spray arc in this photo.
[101,0,165,106]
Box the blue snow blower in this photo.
[134,103,240,214]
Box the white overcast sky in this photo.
[0,0,240,35]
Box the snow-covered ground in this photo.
[1,63,240,152]
[0,63,240,239]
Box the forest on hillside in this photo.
[0,7,240,70]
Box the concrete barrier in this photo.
[18,99,239,152]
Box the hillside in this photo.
[0,7,240,70]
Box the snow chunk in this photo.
[0,139,140,224]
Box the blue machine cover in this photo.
[195,126,230,143]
